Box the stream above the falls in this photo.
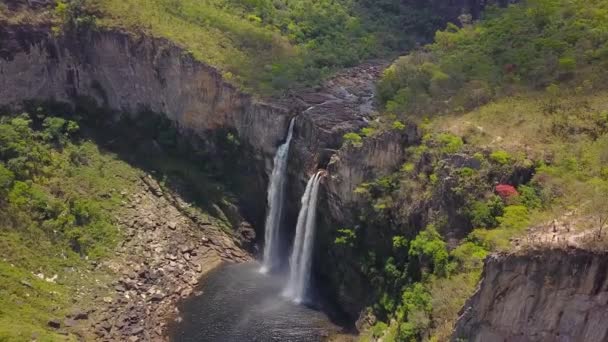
[169,262,345,342]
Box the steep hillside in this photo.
[0,107,254,340]
[307,1,608,341]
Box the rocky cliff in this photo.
[453,249,608,342]
[0,23,291,228]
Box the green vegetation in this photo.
[343,132,364,148]
[350,126,542,340]
[73,0,444,94]
[0,111,141,339]
[354,2,608,340]
[0,104,236,338]
[378,0,608,117]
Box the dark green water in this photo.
[169,262,341,342]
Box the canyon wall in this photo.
[453,249,608,342]
[0,25,290,158]
[0,24,291,228]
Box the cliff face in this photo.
[0,24,291,228]
[315,130,419,317]
[453,249,608,342]
[0,25,290,157]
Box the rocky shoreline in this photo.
[48,174,252,341]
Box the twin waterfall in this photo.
[260,118,295,273]
[283,171,324,303]
[260,117,324,304]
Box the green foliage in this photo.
[468,195,504,228]
[371,321,388,338]
[470,205,530,250]
[54,0,97,33]
[360,127,378,138]
[379,0,608,117]
[395,283,432,340]
[0,111,145,339]
[0,113,129,259]
[409,225,449,277]
[392,236,408,250]
[489,150,511,165]
[518,184,542,209]
[458,167,475,177]
[343,132,363,147]
[0,163,14,196]
[437,133,464,154]
[450,242,488,272]
[335,228,357,247]
[392,120,406,131]
[401,162,415,173]
[92,0,438,94]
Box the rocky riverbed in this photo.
[47,174,253,341]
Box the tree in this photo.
[587,180,608,239]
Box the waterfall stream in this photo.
[284,171,324,303]
[260,118,295,273]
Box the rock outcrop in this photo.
[0,24,291,230]
[0,25,290,159]
[453,249,608,342]
[81,175,251,341]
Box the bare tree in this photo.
[588,182,608,239]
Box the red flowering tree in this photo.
[495,184,519,200]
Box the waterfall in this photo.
[284,171,324,303]
[260,118,295,273]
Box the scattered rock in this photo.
[71,310,89,320]
[130,326,144,335]
[150,293,165,302]
[83,165,251,340]
[20,280,33,288]
[48,319,61,329]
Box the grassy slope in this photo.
[0,126,141,340]
[90,0,294,93]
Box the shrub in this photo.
[490,150,510,165]
[518,184,542,209]
[401,162,415,173]
[495,184,519,199]
[437,133,464,154]
[335,228,356,247]
[458,167,475,177]
[450,242,488,271]
[392,120,406,131]
[0,163,14,195]
[409,225,450,277]
[392,236,408,250]
[343,132,363,147]
[360,127,377,137]
[468,196,504,228]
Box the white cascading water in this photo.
[284,171,324,303]
[260,118,296,273]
